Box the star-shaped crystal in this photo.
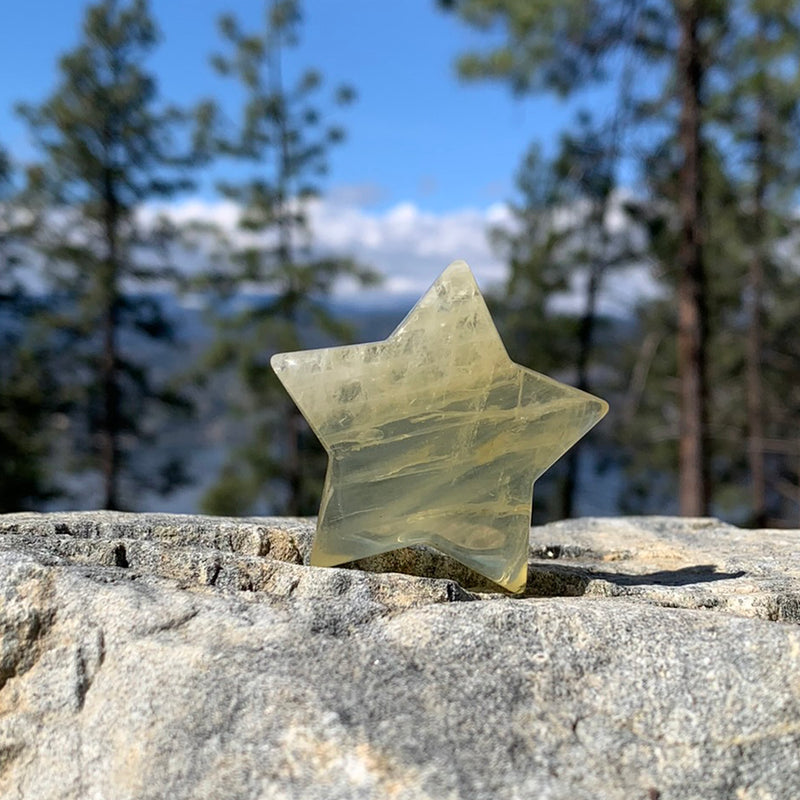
[271,260,607,592]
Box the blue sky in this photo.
[0,0,645,302]
[0,0,590,212]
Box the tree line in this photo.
[443,0,800,526]
[0,0,373,515]
[3,0,800,527]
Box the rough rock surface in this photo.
[0,512,798,800]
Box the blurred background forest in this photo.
[3,0,800,527]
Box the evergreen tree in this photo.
[199,0,377,517]
[712,1,800,524]
[616,140,746,515]
[439,0,728,515]
[17,0,196,510]
[0,147,20,292]
[0,147,58,510]
[621,2,800,524]
[492,115,641,518]
[489,144,572,379]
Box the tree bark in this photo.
[561,246,603,519]
[676,1,710,516]
[746,23,768,527]
[746,235,766,526]
[101,166,121,510]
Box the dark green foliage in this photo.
[709,1,800,524]
[438,0,644,96]
[17,0,197,510]
[199,1,378,517]
[0,148,60,510]
[0,345,59,511]
[615,2,800,524]
[491,115,642,518]
[440,0,730,517]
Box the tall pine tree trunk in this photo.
[272,7,304,517]
[561,252,602,519]
[676,1,710,516]
[746,33,768,527]
[101,168,120,510]
[746,215,766,526]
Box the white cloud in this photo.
[141,191,656,315]
[143,195,514,298]
[307,198,513,296]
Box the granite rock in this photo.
[0,512,799,799]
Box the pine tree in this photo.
[702,1,800,524]
[0,147,59,510]
[616,140,746,515]
[489,144,572,378]
[622,2,800,524]
[492,114,641,517]
[439,0,728,515]
[199,0,377,516]
[0,147,19,288]
[17,0,196,510]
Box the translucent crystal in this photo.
[271,260,608,592]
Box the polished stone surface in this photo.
[271,260,607,591]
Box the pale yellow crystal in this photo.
[271,260,608,593]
